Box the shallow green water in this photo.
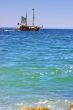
[0,29,73,110]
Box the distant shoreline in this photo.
[0,27,73,30]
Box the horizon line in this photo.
[0,26,73,30]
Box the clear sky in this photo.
[0,0,73,28]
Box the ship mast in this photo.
[32,8,35,26]
[26,12,27,26]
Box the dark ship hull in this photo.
[19,25,40,31]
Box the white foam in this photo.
[36,100,48,105]
[16,103,24,106]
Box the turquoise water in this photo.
[0,29,73,110]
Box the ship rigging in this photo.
[18,9,40,31]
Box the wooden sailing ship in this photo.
[18,9,40,31]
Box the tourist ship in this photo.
[18,9,40,31]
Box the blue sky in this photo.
[0,0,73,28]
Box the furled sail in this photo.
[21,16,27,26]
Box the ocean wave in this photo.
[0,99,71,110]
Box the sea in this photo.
[0,28,73,110]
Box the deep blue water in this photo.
[0,28,73,110]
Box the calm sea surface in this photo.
[0,28,73,110]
